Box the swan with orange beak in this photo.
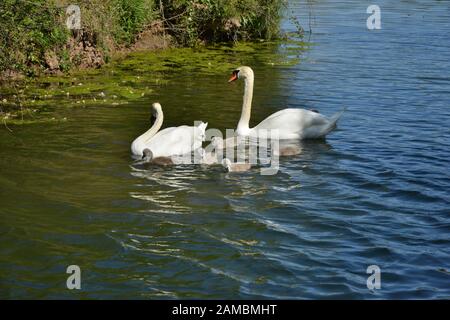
[228,66,345,139]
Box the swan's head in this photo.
[228,66,254,83]
[151,102,162,116]
[142,148,153,161]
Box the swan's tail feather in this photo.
[319,107,347,137]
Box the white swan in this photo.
[229,66,344,139]
[131,102,207,158]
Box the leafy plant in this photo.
[112,0,156,45]
[0,0,68,76]
[160,0,285,46]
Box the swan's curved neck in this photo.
[139,109,164,143]
[237,74,254,134]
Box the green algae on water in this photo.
[0,40,306,125]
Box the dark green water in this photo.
[1,0,449,299]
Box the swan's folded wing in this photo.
[146,125,201,157]
[308,113,329,126]
[256,109,328,130]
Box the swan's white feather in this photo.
[145,125,203,157]
[131,103,206,158]
[250,108,340,139]
[233,66,345,140]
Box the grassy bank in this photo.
[0,0,285,79]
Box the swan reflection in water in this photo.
[130,138,332,172]
[128,139,332,216]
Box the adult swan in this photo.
[131,102,207,158]
[229,66,344,139]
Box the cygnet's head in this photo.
[142,148,153,161]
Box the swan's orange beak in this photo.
[228,72,238,83]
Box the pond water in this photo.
[1,0,449,299]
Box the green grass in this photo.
[161,0,285,46]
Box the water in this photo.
[1,0,449,299]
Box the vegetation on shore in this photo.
[0,0,286,79]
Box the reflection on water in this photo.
[1,0,450,299]
[128,139,330,215]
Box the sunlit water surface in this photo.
[1,0,449,299]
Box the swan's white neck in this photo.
[236,75,254,136]
[137,108,164,145]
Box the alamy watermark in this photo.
[66,4,81,30]
[366,265,381,290]
[66,265,81,290]
[367,5,382,30]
